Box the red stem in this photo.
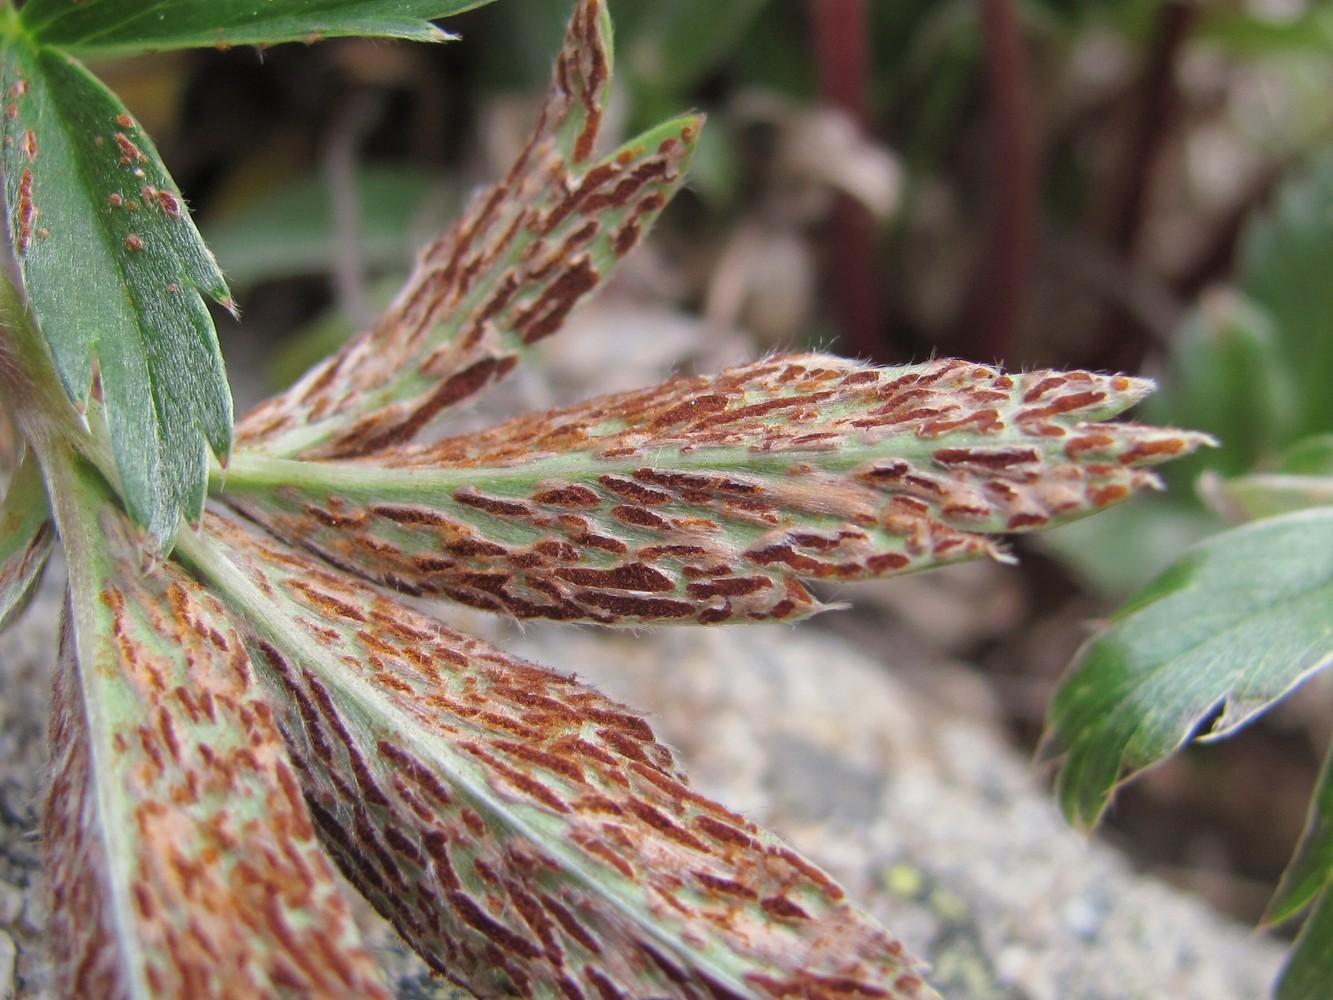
[966,0,1038,365]
[809,0,885,362]
[1092,1,1196,372]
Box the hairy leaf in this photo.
[221,355,1207,625]
[0,449,52,631]
[184,509,941,1000]
[0,31,232,544]
[237,0,700,458]
[1042,508,1333,830]
[47,458,388,999]
[20,0,495,57]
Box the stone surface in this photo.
[503,622,1287,1000]
[0,568,55,1000]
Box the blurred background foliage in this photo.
[91,0,1333,942]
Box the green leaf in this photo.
[1277,880,1333,1000]
[220,356,1209,625]
[1269,738,1333,925]
[1239,151,1333,443]
[46,455,389,999]
[1198,6,1333,57]
[0,34,232,544]
[1042,508,1333,830]
[0,449,52,632]
[20,0,497,58]
[183,508,942,1000]
[237,1,703,459]
[1279,434,1333,476]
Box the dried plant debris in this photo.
[224,356,1205,626]
[8,1,1210,998]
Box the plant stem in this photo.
[965,0,1037,365]
[809,0,886,362]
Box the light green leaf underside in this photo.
[0,449,53,632]
[236,0,701,460]
[49,457,387,999]
[184,509,941,1000]
[1209,472,1333,522]
[1209,433,1333,521]
[0,35,231,544]
[1043,508,1333,830]
[220,354,1207,626]
[20,0,496,57]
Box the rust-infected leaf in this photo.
[237,0,699,459]
[222,355,1210,625]
[49,465,389,999]
[189,509,940,1000]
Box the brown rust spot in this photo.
[370,504,455,527]
[576,591,693,619]
[541,894,603,956]
[516,257,600,344]
[760,895,812,921]
[454,487,534,518]
[1122,437,1189,461]
[933,446,1039,469]
[1089,483,1130,505]
[450,892,543,960]
[609,505,669,531]
[766,844,844,900]
[156,189,182,217]
[686,576,772,600]
[866,553,911,573]
[333,355,517,456]
[463,743,571,814]
[598,475,671,505]
[611,217,641,257]
[532,484,601,508]
[576,532,628,554]
[15,168,35,252]
[554,563,674,592]
[114,132,145,164]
